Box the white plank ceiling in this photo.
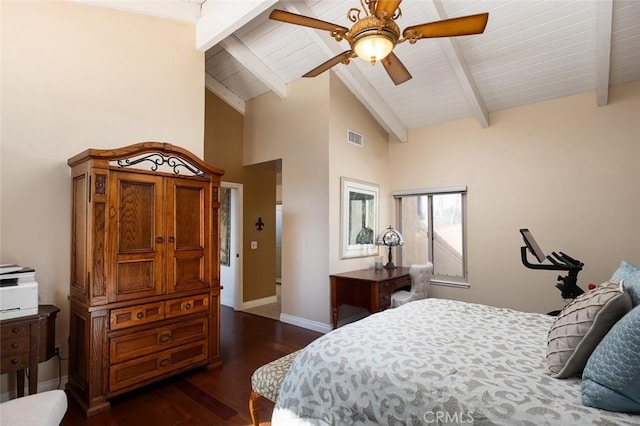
[85,0,640,141]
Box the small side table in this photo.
[0,305,60,397]
[330,268,411,329]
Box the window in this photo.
[394,186,468,286]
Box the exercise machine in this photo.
[519,228,584,301]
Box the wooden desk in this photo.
[330,267,411,329]
[0,305,60,397]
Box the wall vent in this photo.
[347,129,364,147]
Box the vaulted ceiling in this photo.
[82,0,640,142]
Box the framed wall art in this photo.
[341,177,379,259]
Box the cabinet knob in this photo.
[159,333,171,344]
[159,358,170,367]
[12,328,20,334]
[136,312,144,320]
[168,236,175,243]
[11,342,19,349]
[185,303,191,310]
[156,236,163,243]
[11,359,19,365]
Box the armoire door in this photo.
[166,178,211,293]
[108,171,165,302]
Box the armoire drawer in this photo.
[165,293,209,319]
[108,340,208,393]
[110,301,165,331]
[109,316,208,364]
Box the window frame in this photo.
[394,186,469,288]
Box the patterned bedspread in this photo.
[272,298,640,425]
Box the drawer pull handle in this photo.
[136,312,144,320]
[159,358,170,367]
[185,303,191,310]
[12,328,20,334]
[11,342,19,349]
[159,333,171,343]
[11,359,19,365]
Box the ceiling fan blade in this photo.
[382,52,412,85]
[269,9,348,33]
[375,0,402,19]
[303,51,354,78]
[403,13,489,39]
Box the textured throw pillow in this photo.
[611,260,640,307]
[546,281,632,378]
[582,305,640,413]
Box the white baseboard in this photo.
[279,313,332,334]
[241,295,278,310]
[0,375,68,403]
[220,296,235,309]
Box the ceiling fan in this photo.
[269,0,488,85]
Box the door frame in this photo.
[220,181,243,310]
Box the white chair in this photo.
[0,390,67,426]
[391,263,433,308]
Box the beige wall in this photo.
[328,73,392,273]
[390,81,640,314]
[1,1,203,395]
[243,73,393,328]
[244,75,331,327]
[203,90,277,302]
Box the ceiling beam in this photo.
[282,1,408,142]
[421,1,489,128]
[220,35,287,99]
[196,0,278,52]
[596,0,613,107]
[205,73,246,114]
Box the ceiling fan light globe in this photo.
[353,34,394,64]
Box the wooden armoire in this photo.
[66,142,224,416]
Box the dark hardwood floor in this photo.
[62,306,322,426]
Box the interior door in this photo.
[220,183,242,309]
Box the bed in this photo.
[272,298,640,425]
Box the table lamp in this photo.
[376,226,404,269]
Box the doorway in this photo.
[220,182,243,310]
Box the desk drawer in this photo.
[1,324,30,339]
[379,285,393,307]
[379,276,412,307]
[1,336,30,357]
[0,351,29,371]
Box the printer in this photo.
[0,264,38,320]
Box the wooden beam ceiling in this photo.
[421,0,489,128]
[596,0,613,107]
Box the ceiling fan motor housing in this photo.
[349,16,400,64]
